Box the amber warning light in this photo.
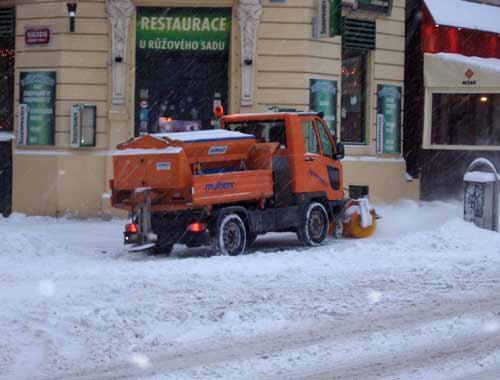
[126,223,138,234]
[214,105,225,119]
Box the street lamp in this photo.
[67,3,77,33]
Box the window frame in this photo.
[314,118,336,158]
[224,119,287,147]
[301,118,322,155]
[340,48,368,145]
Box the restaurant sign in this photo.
[343,0,392,15]
[136,7,231,55]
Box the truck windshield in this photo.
[225,120,286,146]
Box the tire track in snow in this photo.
[274,329,500,380]
[41,293,500,380]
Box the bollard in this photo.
[463,158,499,232]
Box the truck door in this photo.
[300,117,328,195]
[313,117,344,201]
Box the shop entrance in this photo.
[0,7,15,216]
[135,7,231,135]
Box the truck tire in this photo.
[297,202,329,246]
[211,213,247,256]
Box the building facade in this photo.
[2,0,417,217]
[405,0,500,199]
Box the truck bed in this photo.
[110,132,276,212]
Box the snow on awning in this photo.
[424,53,500,88]
[423,0,500,34]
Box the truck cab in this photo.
[221,112,345,204]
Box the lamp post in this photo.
[67,3,77,33]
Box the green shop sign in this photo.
[310,79,337,136]
[19,71,56,146]
[376,84,401,154]
[136,7,231,55]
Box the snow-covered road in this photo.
[1,201,500,380]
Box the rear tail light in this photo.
[126,223,138,234]
[188,222,206,233]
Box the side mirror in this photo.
[336,142,345,160]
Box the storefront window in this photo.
[135,7,231,135]
[431,93,500,146]
[341,49,367,144]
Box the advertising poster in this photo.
[310,79,337,136]
[19,71,56,145]
[376,84,401,154]
[136,7,232,56]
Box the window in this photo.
[316,120,334,157]
[226,120,286,146]
[431,93,500,146]
[341,49,367,144]
[0,7,15,132]
[301,120,320,154]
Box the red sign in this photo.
[465,68,474,79]
[25,27,52,46]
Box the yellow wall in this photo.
[10,0,418,217]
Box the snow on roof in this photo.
[153,129,254,143]
[434,53,500,73]
[424,0,500,34]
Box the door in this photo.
[313,117,344,201]
[300,117,328,194]
[135,7,231,136]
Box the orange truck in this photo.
[110,112,377,255]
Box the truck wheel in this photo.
[211,213,247,256]
[297,202,329,246]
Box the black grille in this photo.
[0,8,15,39]
[341,17,376,51]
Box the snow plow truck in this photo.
[110,112,377,255]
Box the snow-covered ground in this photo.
[1,201,500,380]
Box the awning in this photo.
[424,53,500,88]
[423,0,500,35]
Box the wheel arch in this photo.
[210,205,253,235]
